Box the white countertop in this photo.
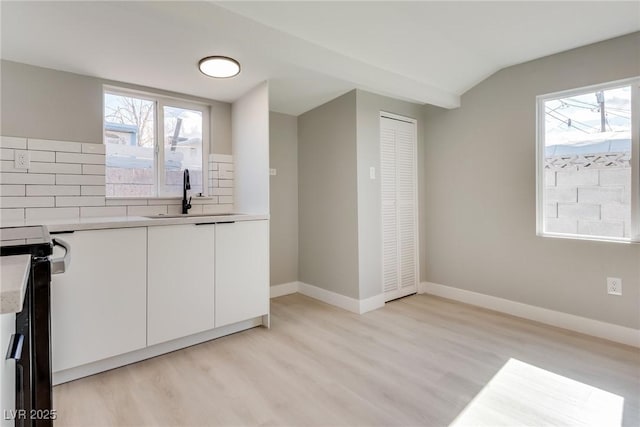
[0,213,269,233]
[0,254,31,314]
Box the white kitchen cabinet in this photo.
[215,220,269,327]
[51,227,147,372]
[147,224,215,346]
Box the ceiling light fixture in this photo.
[198,56,241,78]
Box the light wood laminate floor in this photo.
[54,293,640,426]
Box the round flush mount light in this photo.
[198,56,241,78]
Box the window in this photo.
[536,78,639,242]
[103,88,208,198]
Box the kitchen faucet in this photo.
[182,169,192,214]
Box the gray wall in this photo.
[355,90,426,299]
[298,91,360,299]
[296,89,425,300]
[269,112,299,286]
[1,60,232,154]
[422,32,640,329]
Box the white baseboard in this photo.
[298,282,360,313]
[420,281,640,348]
[270,281,299,298]
[358,293,386,314]
[271,281,384,314]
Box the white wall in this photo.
[232,82,270,214]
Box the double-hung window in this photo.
[536,78,639,242]
[103,88,209,198]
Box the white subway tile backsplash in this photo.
[1,197,55,208]
[1,173,55,185]
[0,148,14,160]
[167,205,183,215]
[148,198,181,205]
[0,137,27,149]
[26,207,79,220]
[185,204,204,214]
[55,196,105,207]
[0,136,233,219]
[28,162,82,174]
[202,203,233,214]
[81,186,106,196]
[56,174,104,185]
[29,151,56,162]
[0,208,25,221]
[191,197,216,205]
[56,152,105,165]
[219,163,234,172]
[210,154,232,163]
[81,143,106,154]
[211,187,232,196]
[0,161,27,173]
[27,139,82,153]
[82,164,106,175]
[80,206,126,218]
[127,205,167,216]
[0,185,25,196]
[106,198,148,206]
[26,185,80,196]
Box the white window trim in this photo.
[535,77,640,244]
[103,86,210,198]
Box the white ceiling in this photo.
[2,1,638,115]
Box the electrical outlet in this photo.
[14,150,30,169]
[270,168,277,176]
[607,277,622,296]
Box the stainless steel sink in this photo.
[144,213,238,219]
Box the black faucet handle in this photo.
[187,197,192,210]
[184,169,191,190]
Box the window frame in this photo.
[535,77,640,243]
[103,85,210,199]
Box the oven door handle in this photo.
[51,237,71,274]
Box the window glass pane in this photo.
[163,106,203,196]
[543,86,632,239]
[104,93,155,197]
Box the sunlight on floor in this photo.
[451,358,624,426]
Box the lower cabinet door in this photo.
[147,224,215,346]
[215,220,269,328]
[51,227,147,372]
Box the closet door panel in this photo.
[381,116,418,301]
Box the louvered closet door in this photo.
[381,115,418,302]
